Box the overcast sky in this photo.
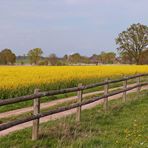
[0,0,147,56]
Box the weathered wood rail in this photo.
[0,73,148,140]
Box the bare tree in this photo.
[49,53,58,66]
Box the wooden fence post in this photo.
[32,89,40,141]
[76,83,83,122]
[136,76,141,99]
[123,76,127,102]
[104,78,109,112]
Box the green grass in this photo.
[0,91,148,148]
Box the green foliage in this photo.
[27,48,43,65]
[98,52,116,64]
[90,52,116,64]
[0,49,16,65]
[20,61,24,65]
[0,91,147,147]
[38,59,49,65]
[69,53,81,63]
[116,23,148,65]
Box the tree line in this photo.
[17,51,117,66]
[0,23,147,65]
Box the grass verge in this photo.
[0,90,148,147]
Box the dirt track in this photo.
[0,85,147,137]
[0,86,122,119]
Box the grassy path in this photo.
[0,85,147,137]
[0,90,147,147]
[0,83,142,118]
[0,86,123,119]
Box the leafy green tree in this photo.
[0,49,16,65]
[69,53,81,63]
[98,52,116,64]
[119,52,134,64]
[106,52,116,64]
[27,48,43,65]
[116,23,148,64]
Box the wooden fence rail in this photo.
[0,73,147,106]
[0,73,148,140]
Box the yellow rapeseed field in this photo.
[0,65,148,91]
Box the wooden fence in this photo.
[0,73,148,140]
